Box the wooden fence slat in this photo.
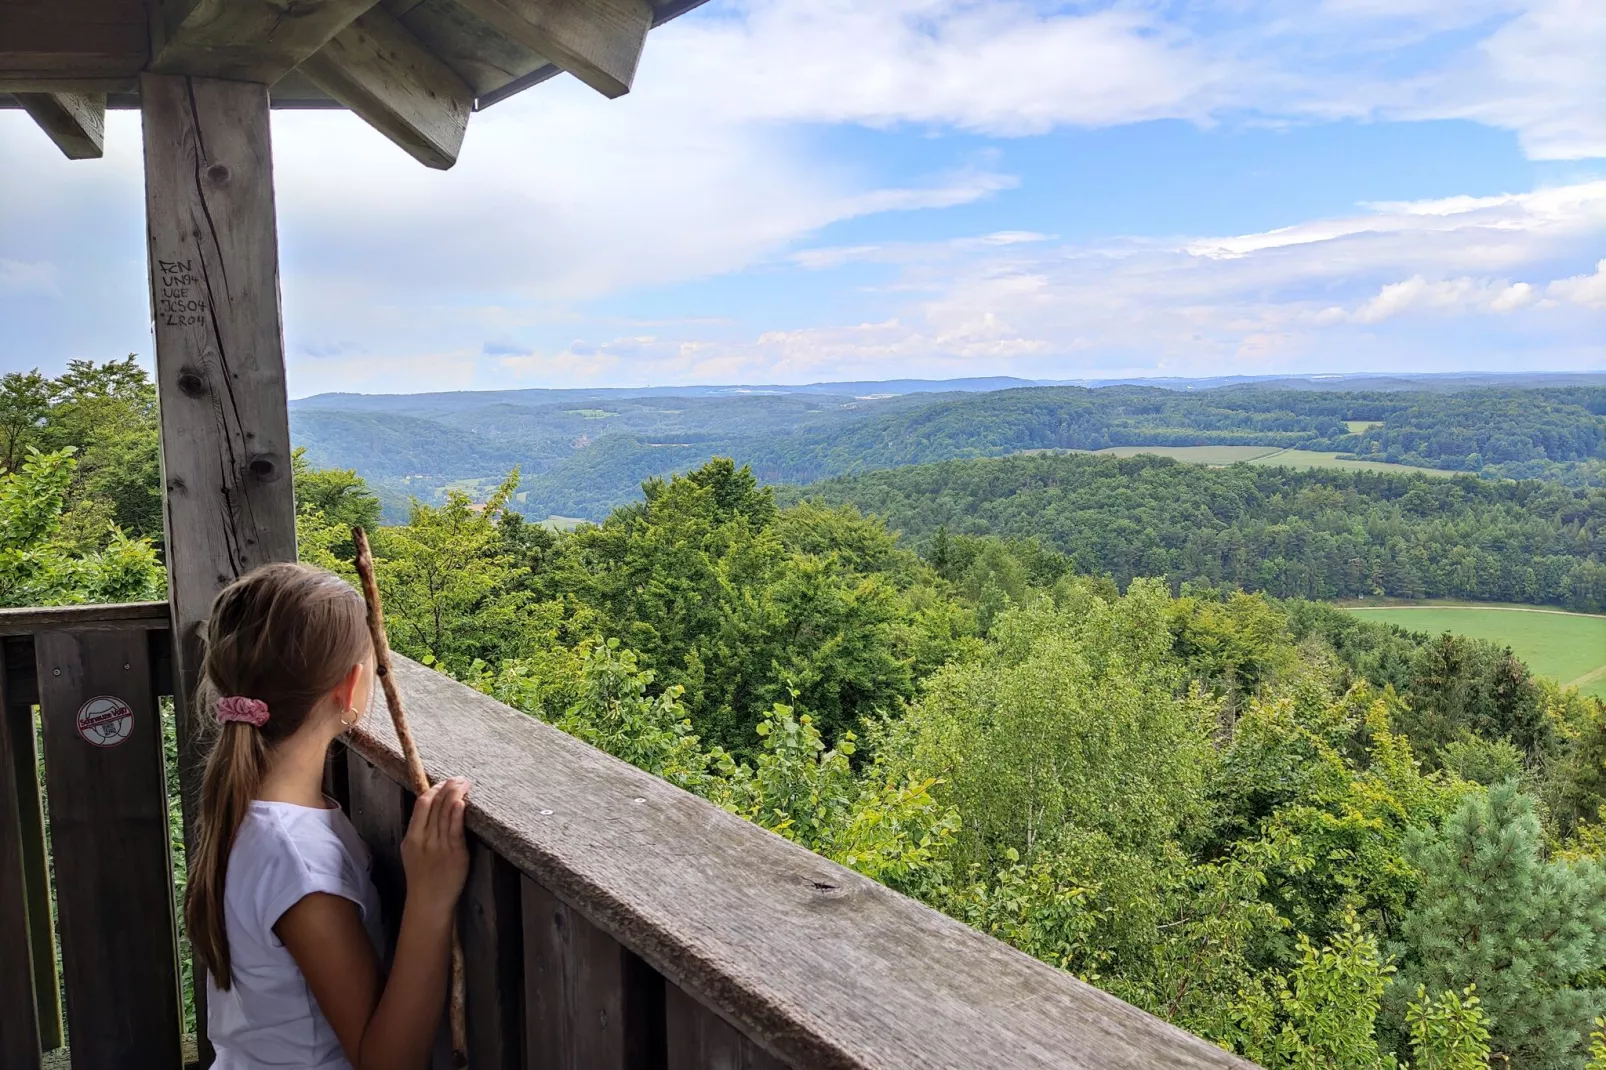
[347,751,463,1069]
[666,984,789,1070]
[7,693,61,1055]
[0,662,42,1069]
[35,630,182,1070]
[346,752,408,963]
[462,839,523,1070]
[523,876,666,1070]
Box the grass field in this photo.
[1087,445,1452,477]
[1345,602,1606,699]
[1344,420,1384,433]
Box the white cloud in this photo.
[1,0,1602,390]
[1351,277,1537,322]
[1549,259,1606,308]
[570,179,1606,382]
[0,259,57,293]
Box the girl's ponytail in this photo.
[182,563,372,990]
[186,714,270,988]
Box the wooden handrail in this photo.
[349,656,1259,1070]
[0,601,170,636]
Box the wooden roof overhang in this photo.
[2,0,708,167]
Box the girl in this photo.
[183,562,472,1070]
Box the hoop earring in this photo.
[340,706,358,728]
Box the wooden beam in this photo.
[455,0,651,99]
[0,0,148,87]
[140,72,301,1066]
[150,0,385,83]
[13,92,106,159]
[299,7,473,170]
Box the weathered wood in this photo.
[35,630,182,1070]
[347,751,409,963]
[457,0,650,98]
[0,601,169,636]
[0,664,42,1069]
[150,0,386,83]
[347,657,1260,1070]
[462,839,525,1070]
[391,0,550,98]
[522,877,663,1069]
[142,73,300,1065]
[300,6,472,169]
[0,0,147,84]
[3,689,62,1055]
[667,983,787,1070]
[14,91,105,158]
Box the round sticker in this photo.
[76,695,134,748]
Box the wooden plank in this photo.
[667,983,787,1070]
[0,601,169,637]
[0,664,42,1069]
[13,91,105,159]
[522,876,662,1069]
[457,0,651,98]
[347,752,409,962]
[4,690,62,1055]
[36,630,182,1070]
[299,6,473,169]
[392,0,550,99]
[142,72,301,1065]
[347,754,459,1069]
[462,839,525,1069]
[150,0,386,83]
[0,0,147,83]
[347,657,1259,1070]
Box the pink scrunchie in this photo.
[216,696,270,727]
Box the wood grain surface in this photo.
[35,631,182,1070]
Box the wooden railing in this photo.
[0,602,1259,1070]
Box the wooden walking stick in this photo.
[352,526,469,1068]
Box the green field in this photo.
[1345,603,1606,699]
[1344,420,1384,433]
[1087,445,1452,477]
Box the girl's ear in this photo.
[331,661,364,719]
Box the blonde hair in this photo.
[184,562,372,989]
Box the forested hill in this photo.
[290,380,1606,520]
[781,452,1606,612]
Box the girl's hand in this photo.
[401,776,471,916]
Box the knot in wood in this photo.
[798,874,850,902]
[176,371,206,397]
[205,163,231,184]
[247,455,280,481]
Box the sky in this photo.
[1,0,1603,395]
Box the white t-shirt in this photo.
[208,798,384,1070]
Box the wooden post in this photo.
[141,71,300,1064]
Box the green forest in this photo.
[783,452,1606,612]
[287,378,1606,520]
[9,359,1606,1067]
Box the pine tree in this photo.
[1397,783,1606,1068]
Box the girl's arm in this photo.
[277,777,471,1070]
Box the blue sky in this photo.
[1,0,1603,394]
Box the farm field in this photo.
[1088,445,1453,476]
[1345,602,1606,698]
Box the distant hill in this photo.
[774,451,1606,612]
[290,376,1606,521]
